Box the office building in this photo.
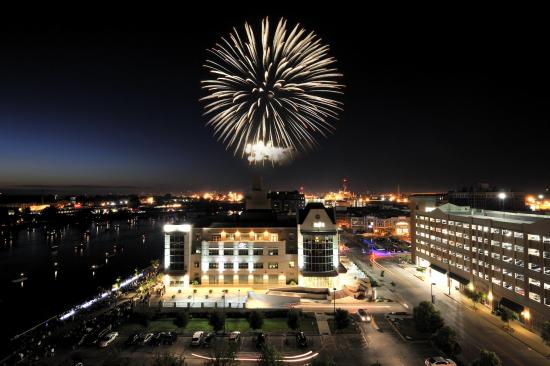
[411,200,550,330]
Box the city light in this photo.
[163,224,191,233]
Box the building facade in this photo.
[267,190,306,214]
[164,202,340,290]
[412,202,550,330]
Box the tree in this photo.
[151,353,186,366]
[432,326,461,357]
[413,301,444,333]
[471,291,483,310]
[151,259,160,272]
[471,349,502,366]
[286,310,301,331]
[499,307,516,330]
[334,308,350,331]
[206,340,238,366]
[310,354,336,366]
[380,270,385,277]
[209,311,226,332]
[248,310,264,330]
[541,320,550,345]
[257,343,282,366]
[173,311,189,328]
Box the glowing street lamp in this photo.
[498,192,506,211]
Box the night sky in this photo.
[1,8,548,194]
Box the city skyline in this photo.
[1,10,548,193]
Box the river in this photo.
[0,216,169,342]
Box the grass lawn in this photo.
[328,318,360,334]
[391,317,430,341]
[125,316,318,334]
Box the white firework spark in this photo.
[201,17,344,164]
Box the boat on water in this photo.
[12,274,27,283]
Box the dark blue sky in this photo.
[1,8,548,194]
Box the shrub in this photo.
[287,310,301,331]
[334,309,350,330]
[209,311,226,332]
[173,312,189,328]
[248,310,264,330]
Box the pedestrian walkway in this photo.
[315,313,331,335]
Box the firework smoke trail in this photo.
[201,17,344,164]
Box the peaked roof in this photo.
[298,202,336,224]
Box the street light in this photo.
[431,283,436,304]
[333,287,337,321]
[498,192,506,211]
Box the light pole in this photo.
[431,283,436,304]
[498,192,506,212]
[333,287,337,321]
[238,289,241,308]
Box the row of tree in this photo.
[172,309,304,332]
[413,301,502,366]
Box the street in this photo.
[349,247,550,366]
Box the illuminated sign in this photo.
[313,222,325,228]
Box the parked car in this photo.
[163,331,178,345]
[191,331,205,346]
[149,332,163,346]
[125,333,139,346]
[203,333,215,348]
[296,332,308,348]
[388,311,410,316]
[139,333,154,345]
[255,333,266,349]
[228,331,241,344]
[425,356,457,366]
[98,332,118,348]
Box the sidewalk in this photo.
[401,263,550,358]
[446,290,550,357]
[315,313,331,335]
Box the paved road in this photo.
[349,248,550,366]
[356,314,437,365]
[294,301,403,313]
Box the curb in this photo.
[385,316,429,344]
[443,291,550,358]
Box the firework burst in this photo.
[201,17,344,164]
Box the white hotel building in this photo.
[411,198,550,330]
[163,185,340,291]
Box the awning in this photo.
[430,263,447,274]
[499,297,524,314]
[449,272,469,286]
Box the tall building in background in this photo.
[411,201,550,330]
[448,184,526,212]
[268,190,305,214]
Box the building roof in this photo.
[297,202,336,224]
[192,210,297,228]
[436,203,550,225]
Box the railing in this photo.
[161,301,247,308]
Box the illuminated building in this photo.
[268,190,305,214]
[163,182,339,289]
[411,200,550,330]
[297,203,339,288]
[526,195,550,212]
[448,186,526,212]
